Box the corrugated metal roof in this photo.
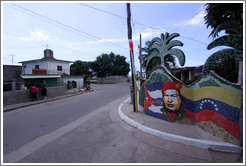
[21,75,61,79]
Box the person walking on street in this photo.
[30,84,37,101]
[42,85,47,100]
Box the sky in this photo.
[2,1,230,74]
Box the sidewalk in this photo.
[3,89,93,112]
[118,97,243,154]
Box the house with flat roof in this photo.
[19,49,73,75]
[173,65,203,84]
[19,49,73,88]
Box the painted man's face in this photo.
[163,89,182,111]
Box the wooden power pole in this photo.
[139,34,142,81]
[127,3,138,112]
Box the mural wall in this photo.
[139,66,242,145]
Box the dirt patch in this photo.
[175,118,240,146]
[196,121,240,146]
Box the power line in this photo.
[10,3,129,51]
[180,36,207,46]
[79,3,161,31]
[9,54,16,65]
[4,7,100,60]
[170,6,205,33]
[3,57,21,66]
[79,3,208,46]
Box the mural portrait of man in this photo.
[160,82,185,122]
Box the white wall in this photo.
[46,61,70,75]
[22,60,71,75]
[22,61,47,74]
[63,76,84,89]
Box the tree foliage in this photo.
[204,3,243,38]
[213,57,239,82]
[203,3,243,82]
[70,60,92,76]
[90,52,130,77]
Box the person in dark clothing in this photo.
[41,85,47,100]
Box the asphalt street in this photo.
[3,83,130,156]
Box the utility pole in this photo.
[10,54,16,65]
[127,3,138,112]
[139,34,142,82]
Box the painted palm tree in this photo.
[140,40,164,73]
[146,32,185,71]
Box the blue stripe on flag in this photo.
[182,97,240,124]
[145,82,163,91]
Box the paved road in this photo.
[3,83,131,155]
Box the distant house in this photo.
[19,49,72,75]
[19,49,73,88]
[3,65,24,91]
[173,65,203,84]
[136,71,146,80]
[63,75,84,94]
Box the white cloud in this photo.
[84,27,167,46]
[186,10,206,26]
[85,38,127,45]
[132,28,167,41]
[18,30,80,49]
[19,29,54,42]
[174,9,206,27]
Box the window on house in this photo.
[57,65,63,71]
[35,65,39,69]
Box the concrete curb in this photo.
[118,97,242,153]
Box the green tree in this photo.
[90,52,130,77]
[204,3,243,38]
[203,3,243,82]
[146,33,185,73]
[70,60,92,76]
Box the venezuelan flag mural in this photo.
[139,67,242,142]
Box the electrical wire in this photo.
[79,3,161,31]
[79,3,209,46]
[10,3,129,51]
[170,6,205,33]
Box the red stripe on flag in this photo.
[184,108,240,139]
[143,84,154,112]
[129,41,133,53]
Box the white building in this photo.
[19,49,73,75]
[63,75,84,90]
[136,71,146,80]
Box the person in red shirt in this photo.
[30,84,37,101]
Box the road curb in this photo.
[118,97,242,153]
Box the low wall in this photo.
[139,66,242,145]
[97,76,128,84]
[3,86,67,106]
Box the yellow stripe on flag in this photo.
[133,74,138,112]
[180,86,241,108]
